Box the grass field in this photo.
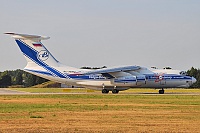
[0,92,200,133]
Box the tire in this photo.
[102,89,109,94]
[159,90,164,94]
[112,89,119,94]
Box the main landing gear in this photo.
[101,89,119,94]
[159,88,165,94]
[102,86,119,94]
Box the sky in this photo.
[0,0,200,71]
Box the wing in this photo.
[83,65,141,78]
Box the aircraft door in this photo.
[160,80,166,85]
[157,75,166,85]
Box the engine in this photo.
[111,75,146,86]
[135,75,146,85]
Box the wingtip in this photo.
[4,32,15,35]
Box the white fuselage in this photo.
[24,66,196,91]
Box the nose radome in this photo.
[192,77,197,83]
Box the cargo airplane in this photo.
[5,33,197,94]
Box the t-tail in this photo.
[5,33,76,82]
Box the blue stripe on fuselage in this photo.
[145,74,192,80]
[115,80,136,82]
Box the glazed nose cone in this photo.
[192,77,197,84]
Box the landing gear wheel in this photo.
[159,89,165,94]
[112,89,119,94]
[102,89,109,94]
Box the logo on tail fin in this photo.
[38,50,49,61]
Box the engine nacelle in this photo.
[111,75,146,86]
[136,75,146,85]
[111,76,137,86]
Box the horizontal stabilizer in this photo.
[4,32,50,40]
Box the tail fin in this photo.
[5,33,60,68]
[5,32,79,80]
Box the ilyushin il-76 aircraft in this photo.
[5,33,197,94]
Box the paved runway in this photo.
[0,88,30,95]
[0,88,199,95]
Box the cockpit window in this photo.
[151,66,157,69]
[163,67,172,69]
[180,71,186,75]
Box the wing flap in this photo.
[84,65,141,78]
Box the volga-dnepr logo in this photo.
[38,50,49,61]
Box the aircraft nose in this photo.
[192,77,197,84]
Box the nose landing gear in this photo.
[159,88,165,94]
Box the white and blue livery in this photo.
[5,33,197,94]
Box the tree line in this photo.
[187,67,200,88]
[0,67,200,88]
[0,66,107,88]
[0,69,48,88]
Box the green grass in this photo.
[0,95,200,113]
